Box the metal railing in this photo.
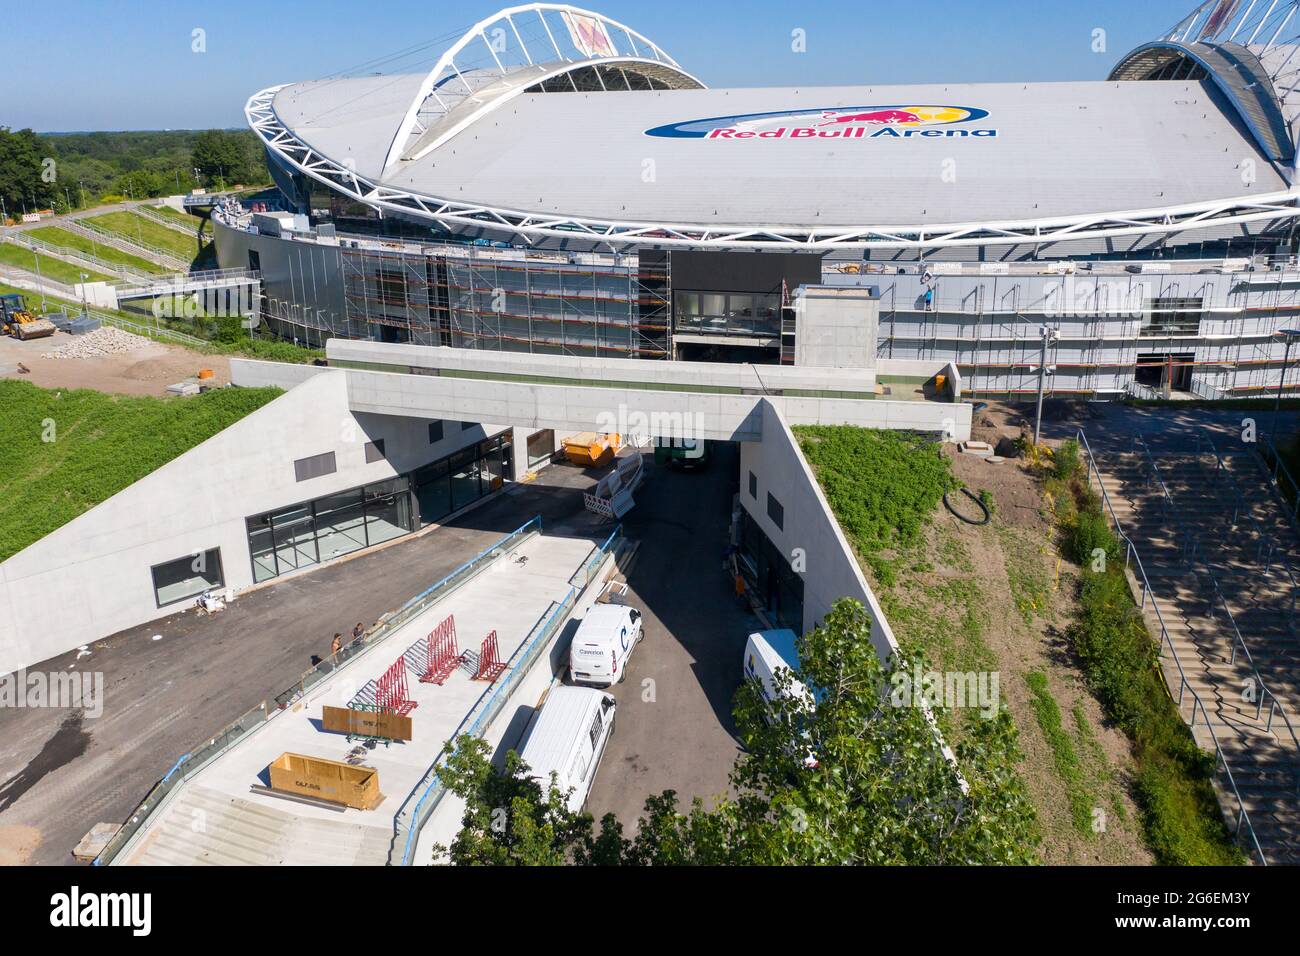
[1133,435,1300,771]
[136,204,202,234]
[93,312,210,349]
[1,231,154,280]
[1076,429,1267,864]
[1124,380,1162,402]
[93,516,544,866]
[1191,428,1300,633]
[390,524,625,865]
[1252,433,1300,537]
[114,267,261,298]
[64,217,188,269]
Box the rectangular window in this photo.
[152,548,224,608]
[1141,297,1203,336]
[767,492,784,531]
[364,439,386,463]
[294,451,337,482]
[429,421,444,444]
[748,471,758,499]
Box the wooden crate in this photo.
[322,704,412,742]
[268,752,382,810]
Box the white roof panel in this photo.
[272,76,1287,229]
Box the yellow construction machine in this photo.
[0,293,56,340]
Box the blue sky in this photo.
[7,0,1203,131]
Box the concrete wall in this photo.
[0,373,504,676]
[794,286,879,370]
[307,342,972,442]
[327,339,879,396]
[738,401,900,661]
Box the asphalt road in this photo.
[584,442,758,830]
[0,462,600,866]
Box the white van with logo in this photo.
[519,685,617,813]
[569,603,643,687]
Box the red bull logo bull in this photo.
[645,105,995,140]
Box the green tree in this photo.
[114,168,168,200]
[436,598,1039,865]
[0,127,57,219]
[192,130,253,188]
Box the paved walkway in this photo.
[0,462,598,865]
[119,530,600,865]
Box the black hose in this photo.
[944,487,991,526]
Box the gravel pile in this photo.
[41,327,152,359]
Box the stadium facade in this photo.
[215,0,1300,398]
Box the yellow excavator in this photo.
[0,293,56,340]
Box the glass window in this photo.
[363,478,413,547]
[748,471,758,499]
[271,504,318,573]
[429,421,444,444]
[152,548,224,607]
[527,430,554,467]
[450,448,482,512]
[312,489,368,562]
[767,492,785,531]
[247,516,277,583]
[416,459,452,525]
[365,439,386,463]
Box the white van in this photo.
[519,685,617,813]
[569,603,643,687]
[743,629,818,768]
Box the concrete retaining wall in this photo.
[738,400,900,660]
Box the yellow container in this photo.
[562,432,619,467]
[268,752,381,810]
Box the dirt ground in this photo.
[0,331,230,397]
[874,400,1153,864]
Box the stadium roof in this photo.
[247,2,1300,250]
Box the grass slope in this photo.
[85,211,204,262]
[0,244,113,285]
[0,380,282,562]
[25,226,168,274]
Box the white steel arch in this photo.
[380,3,694,173]
[247,84,1300,252]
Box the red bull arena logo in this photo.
[644,105,995,140]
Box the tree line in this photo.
[0,126,270,219]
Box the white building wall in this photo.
[0,372,508,676]
[738,401,900,661]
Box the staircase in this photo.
[126,784,392,865]
[1083,428,1300,864]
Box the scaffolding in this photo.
[836,255,1300,398]
[341,242,669,357]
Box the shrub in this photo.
[1067,510,1120,567]
[1053,439,1082,482]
